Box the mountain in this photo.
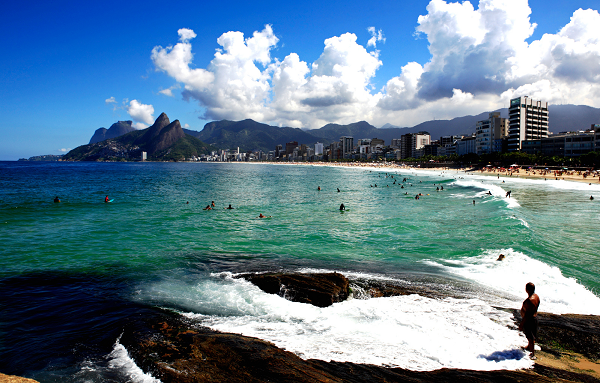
[89,121,135,144]
[186,119,327,152]
[65,113,216,161]
[549,104,600,132]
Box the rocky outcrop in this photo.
[121,312,598,383]
[119,272,600,382]
[240,272,349,307]
[513,310,600,361]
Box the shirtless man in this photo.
[519,282,540,359]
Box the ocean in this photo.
[1,161,599,382]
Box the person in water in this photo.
[519,282,541,359]
[211,201,215,207]
[318,186,321,191]
[204,205,212,210]
[337,188,340,192]
[226,204,234,209]
[497,254,505,261]
[339,203,345,211]
[54,196,61,203]
[258,213,271,218]
[105,195,109,203]
[591,196,594,200]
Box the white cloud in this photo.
[151,3,600,130]
[127,100,154,128]
[159,84,180,97]
[105,97,116,104]
[367,27,386,48]
[58,148,68,152]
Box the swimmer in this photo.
[440,186,443,190]
[591,196,594,200]
[226,204,234,209]
[339,203,345,211]
[318,186,321,191]
[337,188,340,192]
[473,200,475,205]
[54,196,61,203]
[204,205,212,210]
[487,191,492,195]
[497,254,505,261]
[211,201,215,207]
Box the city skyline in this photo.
[1,0,600,160]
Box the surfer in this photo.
[105,195,109,203]
[337,188,340,193]
[54,196,61,203]
[487,191,492,195]
[204,205,212,210]
[258,213,271,218]
[497,254,505,261]
[519,282,540,359]
[339,203,345,211]
[591,196,594,200]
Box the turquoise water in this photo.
[1,162,600,381]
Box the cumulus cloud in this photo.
[105,97,116,104]
[127,100,154,129]
[377,1,600,125]
[151,3,600,129]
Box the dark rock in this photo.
[240,272,349,307]
[513,310,600,361]
[121,312,592,383]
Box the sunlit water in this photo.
[1,162,599,381]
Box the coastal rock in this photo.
[513,310,600,361]
[121,312,595,383]
[240,272,349,307]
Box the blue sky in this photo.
[1,0,599,160]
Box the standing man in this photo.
[519,282,540,359]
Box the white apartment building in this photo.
[508,96,549,152]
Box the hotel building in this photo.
[507,96,549,152]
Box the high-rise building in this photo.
[507,96,549,152]
[285,141,299,156]
[400,132,430,159]
[476,112,507,155]
[340,136,354,158]
[314,142,323,156]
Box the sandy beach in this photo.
[286,161,600,185]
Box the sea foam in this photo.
[143,273,533,371]
[425,248,600,315]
